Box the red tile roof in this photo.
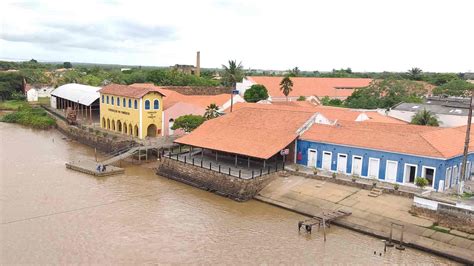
[247,76,372,99]
[175,106,315,159]
[130,83,231,110]
[301,121,473,159]
[100,83,165,99]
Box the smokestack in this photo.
[196,51,200,77]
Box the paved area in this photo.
[256,175,474,264]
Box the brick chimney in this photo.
[195,51,200,77]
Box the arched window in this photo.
[145,100,150,110]
[153,99,159,109]
[123,98,126,107]
[106,96,109,104]
[117,97,120,106]
[101,95,104,103]
[134,100,137,109]
[128,99,132,108]
[111,97,114,105]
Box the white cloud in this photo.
[0,0,473,72]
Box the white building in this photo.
[25,84,55,102]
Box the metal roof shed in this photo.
[51,83,101,106]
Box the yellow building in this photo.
[99,84,164,139]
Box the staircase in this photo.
[368,187,384,197]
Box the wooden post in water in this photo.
[94,148,97,162]
[322,218,327,242]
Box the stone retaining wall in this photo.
[54,116,133,153]
[156,157,278,201]
[411,204,474,234]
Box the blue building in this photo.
[296,121,474,191]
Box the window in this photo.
[134,100,137,109]
[129,99,132,108]
[117,97,120,106]
[111,97,114,105]
[154,99,159,109]
[106,96,109,104]
[123,98,126,107]
[102,95,104,103]
[145,100,150,110]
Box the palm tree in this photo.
[204,103,221,120]
[280,76,294,101]
[411,108,440,126]
[407,67,423,80]
[222,60,244,112]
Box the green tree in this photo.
[297,96,306,101]
[63,62,73,69]
[424,73,459,86]
[433,79,474,97]
[407,67,423,80]
[203,103,221,120]
[288,67,300,77]
[243,84,269,102]
[0,72,23,100]
[410,109,440,126]
[279,76,293,101]
[171,115,205,132]
[221,60,244,89]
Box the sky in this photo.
[0,0,473,72]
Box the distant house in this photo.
[130,83,245,136]
[236,76,372,101]
[24,84,54,102]
[388,96,472,127]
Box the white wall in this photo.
[219,94,245,112]
[235,78,255,96]
[26,87,54,102]
[50,96,57,108]
[388,110,472,127]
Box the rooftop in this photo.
[51,83,100,106]
[175,106,316,159]
[100,83,165,99]
[393,102,469,116]
[247,76,372,98]
[301,121,474,159]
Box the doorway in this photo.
[385,160,398,183]
[337,154,347,173]
[422,166,435,188]
[445,167,452,189]
[307,149,317,168]
[404,164,417,184]
[322,151,332,170]
[368,158,380,179]
[352,156,363,176]
[147,124,157,137]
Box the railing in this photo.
[165,152,285,180]
[100,142,140,163]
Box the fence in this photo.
[166,152,285,180]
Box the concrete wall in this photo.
[162,86,231,95]
[411,202,474,234]
[296,140,474,191]
[156,157,278,201]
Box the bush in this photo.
[244,84,269,103]
[332,172,337,178]
[297,96,306,101]
[394,184,399,190]
[415,177,429,189]
[10,91,26,101]
[0,106,55,129]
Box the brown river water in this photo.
[0,123,458,264]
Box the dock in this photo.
[66,160,124,177]
[298,210,352,240]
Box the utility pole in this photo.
[459,90,473,195]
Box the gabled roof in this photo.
[301,121,473,159]
[100,83,165,99]
[51,83,100,106]
[130,83,231,110]
[247,76,372,98]
[175,106,315,159]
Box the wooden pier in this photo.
[298,210,352,240]
[66,160,124,177]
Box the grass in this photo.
[0,105,56,129]
[0,100,28,110]
[428,224,450,234]
[461,192,474,199]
